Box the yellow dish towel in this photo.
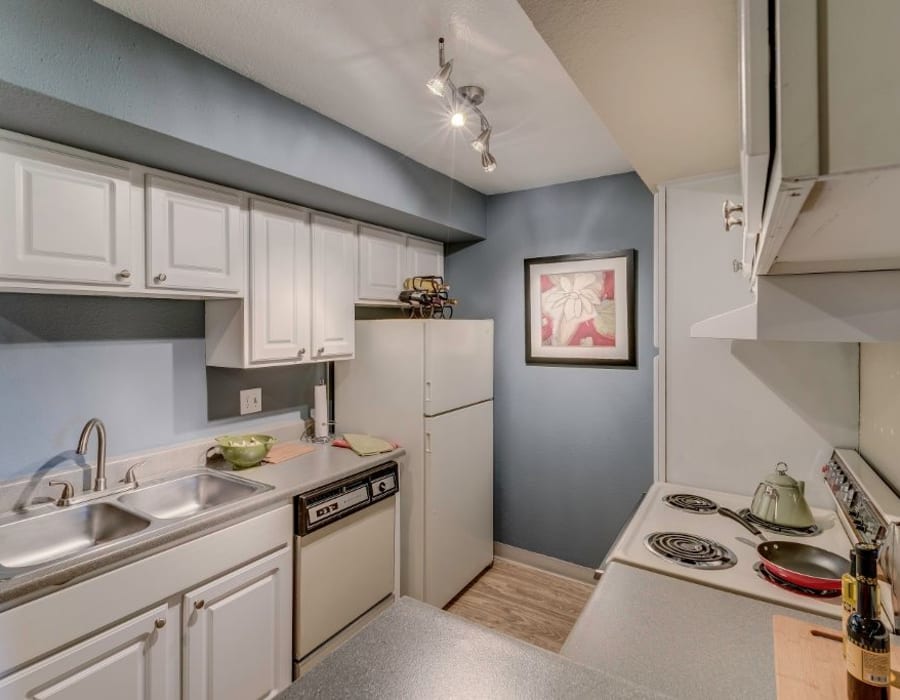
[343,433,395,457]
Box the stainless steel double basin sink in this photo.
[0,470,272,581]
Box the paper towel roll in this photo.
[314,383,329,439]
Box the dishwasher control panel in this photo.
[296,461,399,535]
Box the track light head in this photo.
[471,124,491,153]
[481,151,497,173]
[450,110,466,128]
[426,59,453,97]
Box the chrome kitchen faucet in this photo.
[77,417,108,492]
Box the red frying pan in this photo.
[718,508,850,591]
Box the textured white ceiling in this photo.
[518,0,740,189]
[94,0,632,195]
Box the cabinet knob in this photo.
[298,348,306,357]
[723,199,744,231]
[116,269,131,280]
[154,618,166,629]
[317,347,325,355]
[154,273,167,284]
[194,599,205,610]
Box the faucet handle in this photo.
[48,480,75,507]
[121,462,144,487]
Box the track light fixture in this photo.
[425,37,497,173]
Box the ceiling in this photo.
[518,0,740,189]
[94,0,632,195]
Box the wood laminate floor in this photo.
[444,558,595,652]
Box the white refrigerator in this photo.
[335,319,494,608]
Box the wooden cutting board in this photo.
[262,441,316,463]
[773,614,900,698]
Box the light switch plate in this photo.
[240,387,262,415]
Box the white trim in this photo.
[653,187,667,483]
[492,543,596,584]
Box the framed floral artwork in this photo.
[524,250,636,367]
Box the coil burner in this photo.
[644,532,737,570]
[738,509,820,537]
[663,494,719,514]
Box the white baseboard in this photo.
[493,542,597,585]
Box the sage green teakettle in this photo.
[749,462,816,529]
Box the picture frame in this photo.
[524,249,636,367]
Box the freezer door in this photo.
[423,400,493,608]
[424,320,493,416]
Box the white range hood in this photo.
[691,270,900,342]
[692,1,900,341]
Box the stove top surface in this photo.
[607,482,849,618]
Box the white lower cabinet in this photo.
[0,604,171,700]
[0,505,293,700]
[182,547,292,700]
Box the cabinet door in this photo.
[0,139,134,286]
[406,238,444,279]
[311,214,356,360]
[183,547,292,700]
[146,175,243,294]
[357,226,405,301]
[0,605,170,700]
[249,200,311,363]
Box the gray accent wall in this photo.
[0,0,485,242]
[0,295,317,480]
[446,173,654,566]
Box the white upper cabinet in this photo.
[206,205,356,367]
[311,213,356,360]
[250,200,311,363]
[182,548,292,700]
[407,238,444,280]
[357,226,406,302]
[146,175,243,294]
[0,138,134,287]
[356,228,446,305]
[0,605,171,700]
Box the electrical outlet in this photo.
[240,388,262,415]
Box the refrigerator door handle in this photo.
[425,432,432,454]
[425,380,432,403]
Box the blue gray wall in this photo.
[0,0,485,242]
[0,295,319,480]
[447,173,654,566]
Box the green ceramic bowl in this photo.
[214,434,276,469]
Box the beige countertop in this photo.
[0,444,404,607]
[561,561,840,699]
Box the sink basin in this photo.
[119,472,265,520]
[0,503,151,574]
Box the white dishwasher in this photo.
[294,461,398,669]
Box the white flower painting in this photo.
[525,251,635,366]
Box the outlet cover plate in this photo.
[240,388,262,415]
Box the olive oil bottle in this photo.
[846,543,889,699]
[842,549,857,659]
